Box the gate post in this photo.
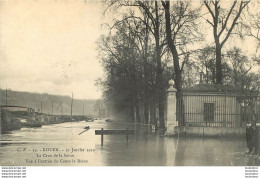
[256,122,260,155]
[166,79,178,135]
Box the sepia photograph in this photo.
[0,0,259,170]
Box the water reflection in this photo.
[0,121,259,166]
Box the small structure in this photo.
[166,80,259,136]
[182,84,259,128]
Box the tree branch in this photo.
[220,1,250,47]
[204,1,215,19]
[218,1,237,37]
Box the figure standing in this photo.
[246,122,256,154]
[254,122,260,155]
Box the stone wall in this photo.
[179,126,245,137]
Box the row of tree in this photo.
[97,1,260,127]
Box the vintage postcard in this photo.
[0,0,259,170]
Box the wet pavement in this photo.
[0,120,259,166]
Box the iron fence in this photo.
[176,93,260,128]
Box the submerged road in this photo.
[0,120,259,166]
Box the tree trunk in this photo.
[155,1,165,129]
[163,1,184,126]
[144,100,149,124]
[216,44,222,84]
[128,104,135,122]
[143,16,150,125]
[150,97,157,126]
[163,1,181,90]
[134,97,141,123]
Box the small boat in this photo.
[78,126,90,135]
[84,126,90,130]
[105,119,113,122]
[84,115,94,122]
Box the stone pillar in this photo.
[166,79,178,135]
[256,122,260,155]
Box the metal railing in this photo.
[176,93,260,128]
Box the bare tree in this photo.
[161,0,201,125]
[203,0,250,84]
[243,2,260,50]
[225,47,253,87]
[103,1,169,128]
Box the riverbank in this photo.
[0,108,93,133]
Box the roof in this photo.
[183,84,258,95]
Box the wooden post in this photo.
[83,104,84,116]
[71,92,73,119]
[101,128,104,146]
[41,97,42,114]
[5,88,7,107]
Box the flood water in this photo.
[0,120,259,166]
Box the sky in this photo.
[0,1,106,99]
[0,1,259,100]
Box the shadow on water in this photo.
[174,135,260,166]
